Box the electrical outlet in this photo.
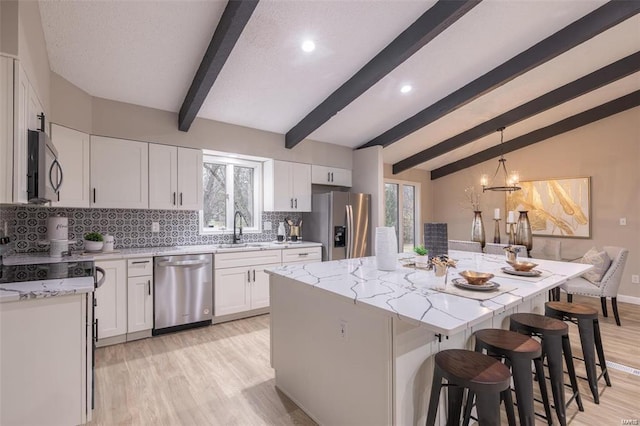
[151,222,160,233]
[339,320,348,341]
[263,221,272,231]
[619,218,627,226]
[632,275,640,284]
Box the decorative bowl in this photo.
[506,260,538,272]
[83,240,104,252]
[459,270,494,285]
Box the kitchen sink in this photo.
[216,243,268,249]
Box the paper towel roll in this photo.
[47,216,68,241]
[375,227,398,271]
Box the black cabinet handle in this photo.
[252,269,256,282]
[295,198,298,209]
[93,188,96,203]
[247,270,251,282]
[173,192,176,205]
[147,280,151,295]
[95,318,99,342]
[131,260,150,264]
[290,198,293,208]
[327,172,331,182]
[331,172,334,182]
[180,193,183,206]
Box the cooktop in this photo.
[0,261,95,284]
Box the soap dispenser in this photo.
[277,222,286,242]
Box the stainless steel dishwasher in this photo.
[153,253,213,334]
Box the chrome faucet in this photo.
[233,211,245,244]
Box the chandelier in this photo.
[480,127,521,192]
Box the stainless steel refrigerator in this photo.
[303,192,371,261]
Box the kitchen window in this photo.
[384,180,421,253]
[202,155,262,233]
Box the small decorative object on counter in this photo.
[277,222,286,242]
[515,211,533,255]
[471,211,486,249]
[430,255,457,290]
[83,232,104,252]
[103,234,115,252]
[413,245,429,267]
[375,227,397,271]
[504,245,521,262]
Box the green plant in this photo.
[413,245,428,256]
[84,232,104,242]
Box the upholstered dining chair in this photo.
[448,240,482,253]
[484,243,529,258]
[559,246,629,326]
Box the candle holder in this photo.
[493,219,501,243]
[507,222,516,245]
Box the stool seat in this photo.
[546,301,598,319]
[427,349,515,426]
[510,313,568,336]
[474,328,542,358]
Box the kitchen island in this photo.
[267,250,591,426]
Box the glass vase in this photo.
[515,211,533,254]
[471,211,486,249]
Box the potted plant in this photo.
[83,232,104,252]
[413,245,429,266]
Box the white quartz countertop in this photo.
[0,276,95,303]
[3,241,322,265]
[266,250,592,335]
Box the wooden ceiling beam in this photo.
[178,0,259,132]
[429,91,640,180]
[361,1,640,150]
[392,51,640,173]
[284,0,481,149]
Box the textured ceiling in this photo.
[39,0,640,173]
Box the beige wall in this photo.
[17,0,50,112]
[430,107,640,299]
[383,163,433,240]
[50,72,93,134]
[1,1,19,56]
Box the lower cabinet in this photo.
[94,259,127,345]
[126,258,153,337]
[214,262,280,317]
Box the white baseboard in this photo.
[617,294,640,305]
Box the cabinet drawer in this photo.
[127,258,153,277]
[215,250,282,269]
[282,247,322,264]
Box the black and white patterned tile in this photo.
[0,205,302,254]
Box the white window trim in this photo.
[384,178,421,251]
[200,154,263,235]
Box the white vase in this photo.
[375,227,397,271]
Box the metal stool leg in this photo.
[534,357,553,425]
[543,335,567,426]
[462,390,474,426]
[501,387,517,426]
[511,356,535,426]
[476,390,502,426]
[561,335,584,411]
[447,385,465,426]
[577,317,599,403]
[426,368,444,426]
[593,319,612,386]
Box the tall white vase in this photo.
[375,227,398,271]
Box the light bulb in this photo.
[480,174,489,187]
[301,40,315,52]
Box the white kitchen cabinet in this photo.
[149,144,203,210]
[311,165,352,187]
[264,160,311,212]
[51,124,90,207]
[282,246,322,265]
[214,249,282,319]
[95,259,127,345]
[0,56,13,204]
[90,135,149,209]
[127,258,154,336]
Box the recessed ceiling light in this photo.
[400,85,412,94]
[301,40,316,53]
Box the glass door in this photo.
[384,181,420,253]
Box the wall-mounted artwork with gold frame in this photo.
[506,177,591,238]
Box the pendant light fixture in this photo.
[481,127,521,192]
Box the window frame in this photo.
[384,178,421,253]
[200,154,263,235]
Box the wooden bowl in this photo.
[459,270,494,285]
[506,260,539,272]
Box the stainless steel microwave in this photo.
[27,129,63,204]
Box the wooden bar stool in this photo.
[509,313,584,426]
[545,301,612,403]
[426,349,515,426]
[469,329,553,426]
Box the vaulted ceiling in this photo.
[39,0,640,177]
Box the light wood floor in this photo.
[91,295,639,425]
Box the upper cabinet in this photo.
[311,165,352,187]
[90,136,149,209]
[0,56,13,204]
[51,124,90,208]
[149,144,202,210]
[264,160,311,212]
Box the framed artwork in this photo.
[506,177,591,238]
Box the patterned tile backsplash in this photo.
[0,205,302,254]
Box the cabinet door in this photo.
[330,167,352,187]
[13,64,29,203]
[95,259,127,340]
[127,275,153,333]
[251,264,279,309]
[0,57,13,204]
[177,147,203,210]
[51,124,90,207]
[272,160,293,211]
[291,162,311,211]
[214,267,251,316]
[149,144,178,210]
[90,136,148,209]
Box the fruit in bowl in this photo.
[506,260,538,272]
[459,270,494,285]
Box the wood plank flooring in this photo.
[91,295,639,425]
